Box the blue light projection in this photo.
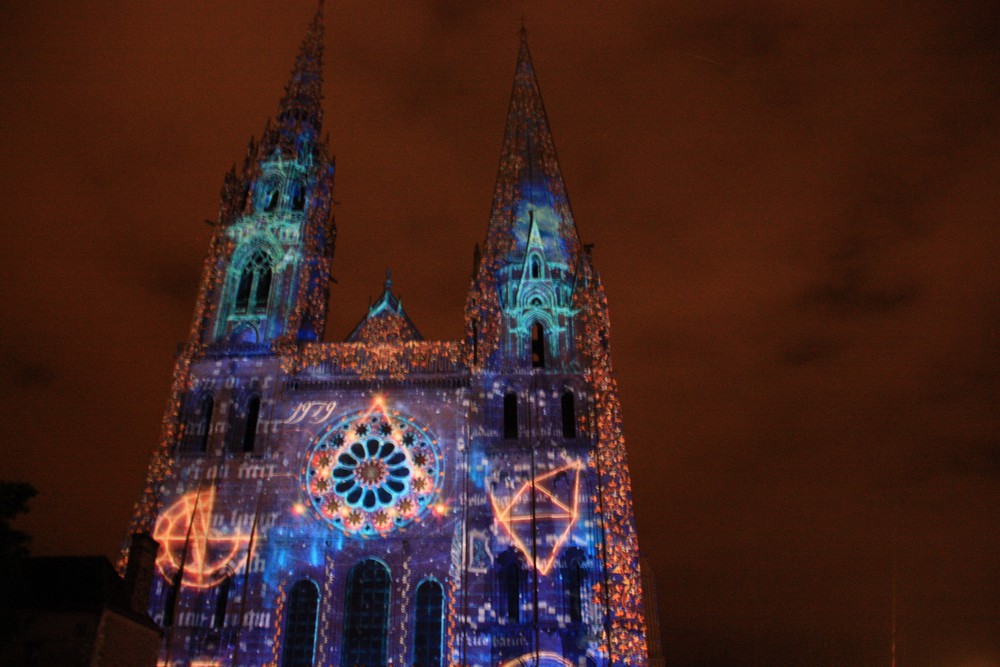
[125,7,648,667]
[303,401,443,537]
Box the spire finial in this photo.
[479,26,582,270]
[384,268,393,292]
[272,3,326,146]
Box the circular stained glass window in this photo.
[303,409,442,537]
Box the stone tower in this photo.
[125,8,648,667]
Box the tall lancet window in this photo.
[531,322,546,368]
[413,580,444,667]
[234,250,273,315]
[242,394,261,454]
[561,391,576,439]
[198,394,214,452]
[182,393,213,453]
[213,574,232,628]
[561,550,585,623]
[290,180,306,211]
[282,580,319,667]
[497,550,524,623]
[503,392,518,440]
[342,559,391,667]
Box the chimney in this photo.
[123,532,159,614]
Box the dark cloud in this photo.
[0,358,59,389]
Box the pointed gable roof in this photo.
[348,272,422,343]
[481,28,582,270]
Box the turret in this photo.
[195,3,336,349]
[466,29,583,371]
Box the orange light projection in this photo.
[499,651,576,667]
[153,487,250,588]
[490,461,582,575]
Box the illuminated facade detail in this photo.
[303,402,442,537]
[342,559,392,667]
[125,8,647,667]
[283,580,320,667]
[490,461,583,575]
[414,579,445,667]
[152,488,250,589]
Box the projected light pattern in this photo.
[491,461,582,575]
[128,11,648,667]
[499,651,576,667]
[152,488,250,589]
[303,400,442,537]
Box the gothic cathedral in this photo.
[125,6,648,667]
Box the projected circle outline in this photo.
[303,408,442,537]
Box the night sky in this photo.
[3,2,998,665]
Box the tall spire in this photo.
[272,2,325,150]
[482,27,581,270]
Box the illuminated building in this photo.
[124,5,648,666]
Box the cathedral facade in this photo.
[125,7,647,667]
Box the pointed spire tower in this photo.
[483,27,581,268]
[467,28,583,369]
[269,0,325,153]
[466,29,650,667]
[197,2,336,348]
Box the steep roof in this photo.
[480,28,582,270]
[347,272,422,343]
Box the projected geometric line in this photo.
[490,461,582,575]
[303,396,442,538]
[153,487,250,589]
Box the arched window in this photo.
[290,180,306,211]
[282,580,319,667]
[264,188,279,212]
[182,393,213,453]
[561,550,585,623]
[530,255,541,279]
[242,394,260,453]
[497,550,523,623]
[163,572,180,627]
[234,250,273,316]
[342,559,391,667]
[503,392,518,440]
[213,575,231,628]
[561,391,576,439]
[413,580,444,667]
[198,394,214,452]
[531,322,545,368]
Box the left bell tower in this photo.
[197,3,335,348]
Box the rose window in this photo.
[303,409,442,537]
